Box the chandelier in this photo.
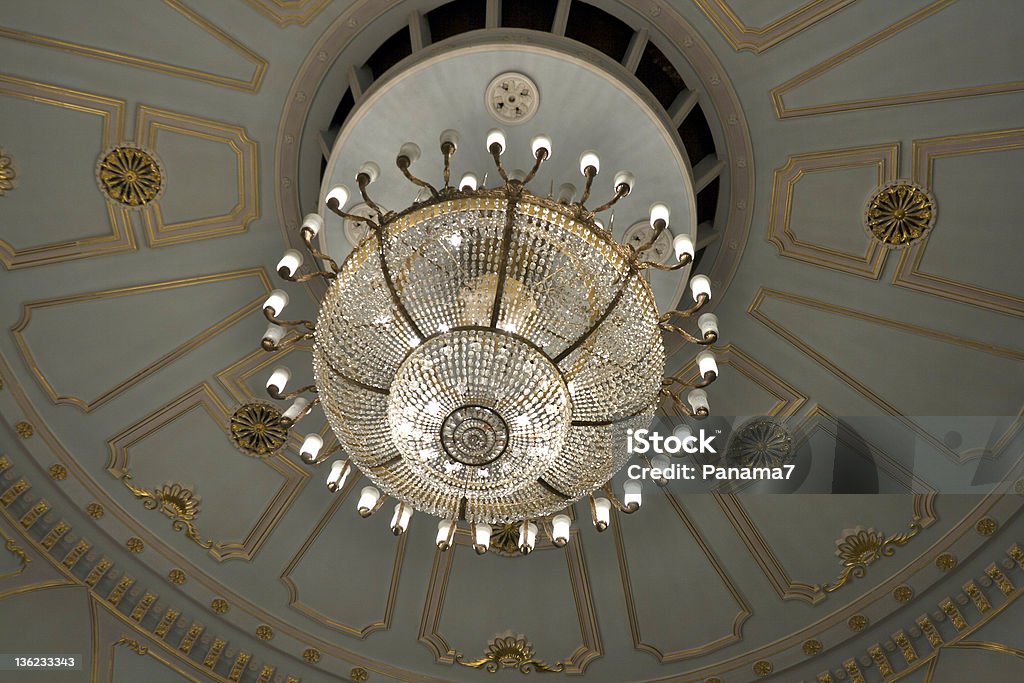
[258,129,719,555]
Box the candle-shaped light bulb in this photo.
[301,212,324,236]
[325,186,349,211]
[397,142,421,164]
[276,249,303,277]
[592,497,612,530]
[579,150,600,175]
[436,520,456,550]
[262,323,285,350]
[551,514,571,546]
[459,172,478,191]
[530,135,552,159]
[485,129,506,154]
[300,433,323,463]
[473,522,492,554]
[281,396,310,423]
[697,313,719,340]
[688,389,710,415]
[697,350,718,378]
[266,366,291,393]
[357,486,380,516]
[263,289,289,316]
[690,274,712,302]
[673,234,694,261]
[326,459,350,492]
[390,503,413,535]
[612,170,635,195]
[649,203,670,228]
[356,161,380,183]
[440,129,460,152]
[519,521,538,554]
[623,480,642,508]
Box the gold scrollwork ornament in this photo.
[121,478,213,549]
[0,149,15,195]
[819,521,922,592]
[456,635,565,674]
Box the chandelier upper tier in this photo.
[257,129,720,555]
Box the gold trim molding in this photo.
[243,0,331,27]
[0,0,267,92]
[693,0,858,53]
[135,106,259,247]
[614,492,751,659]
[767,143,898,279]
[280,479,406,638]
[0,74,134,269]
[770,0,1024,118]
[669,343,807,418]
[893,128,1024,316]
[12,268,271,412]
[419,528,601,674]
[106,383,306,562]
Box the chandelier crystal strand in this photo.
[258,129,720,555]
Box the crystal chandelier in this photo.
[259,129,720,555]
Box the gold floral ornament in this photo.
[727,418,793,468]
[456,635,565,674]
[48,464,67,480]
[489,523,521,556]
[86,503,104,519]
[230,402,288,456]
[121,479,213,549]
[210,598,229,614]
[0,149,15,195]
[255,625,273,640]
[350,668,368,682]
[15,422,33,438]
[818,521,922,593]
[96,145,163,207]
[168,569,186,585]
[302,648,321,664]
[126,537,144,553]
[865,182,936,248]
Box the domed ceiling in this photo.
[0,1,1022,682]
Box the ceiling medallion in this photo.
[727,418,793,468]
[0,148,15,195]
[623,219,674,264]
[229,401,288,456]
[485,72,539,124]
[96,144,164,207]
[864,181,936,248]
[258,128,722,555]
[456,635,564,673]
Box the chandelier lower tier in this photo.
[258,129,721,555]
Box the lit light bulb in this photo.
[356,161,380,183]
[301,213,324,236]
[486,129,506,154]
[276,249,303,277]
[612,170,635,195]
[579,150,600,175]
[398,142,421,164]
[263,289,289,316]
[458,172,478,191]
[357,486,380,516]
[281,396,310,423]
[688,389,710,415]
[300,433,323,462]
[551,514,571,546]
[690,274,712,302]
[436,520,456,550]
[390,503,413,535]
[673,234,694,261]
[440,129,460,151]
[519,521,538,553]
[266,366,291,394]
[698,313,719,339]
[623,480,642,508]
[326,459,350,492]
[325,186,349,210]
[473,522,492,554]
[696,350,718,377]
[649,203,670,227]
[530,135,552,159]
[592,497,612,530]
[262,323,285,349]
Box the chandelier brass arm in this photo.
[262,306,315,332]
[265,382,317,402]
[589,182,630,214]
[261,330,313,353]
[637,253,692,271]
[659,321,717,345]
[396,152,441,199]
